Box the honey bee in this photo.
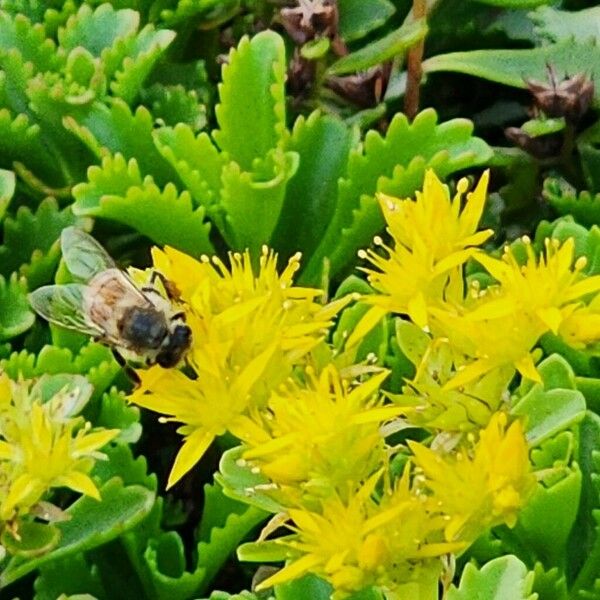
[29,227,192,368]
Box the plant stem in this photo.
[404,0,426,120]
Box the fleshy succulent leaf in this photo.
[0,478,155,588]
[447,555,536,599]
[213,31,287,172]
[423,40,600,105]
[301,108,492,284]
[73,154,213,256]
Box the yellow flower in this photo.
[390,337,514,431]
[432,295,544,388]
[256,470,461,598]
[409,412,535,543]
[559,297,600,347]
[348,170,491,345]
[0,374,118,523]
[241,364,400,502]
[434,237,600,388]
[379,169,492,265]
[130,246,350,488]
[474,237,600,335]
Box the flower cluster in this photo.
[127,172,552,597]
[355,170,600,429]
[0,373,117,534]
[254,411,534,598]
[130,246,350,488]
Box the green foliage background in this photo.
[3,0,600,598]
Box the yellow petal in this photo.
[0,440,14,459]
[459,170,490,235]
[4,474,41,512]
[54,471,101,500]
[537,307,563,334]
[345,306,388,349]
[407,293,428,329]
[74,429,119,455]
[444,359,496,390]
[256,555,323,591]
[514,354,541,383]
[167,428,215,489]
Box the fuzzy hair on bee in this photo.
[29,227,192,369]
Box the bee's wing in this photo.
[61,227,116,282]
[29,284,105,337]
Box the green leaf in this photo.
[0,343,119,400]
[447,555,536,599]
[217,446,284,514]
[270,111,352,261]
[153,124,227,216]
[521,117,565,137]
[141,84,207,132]
[0,478,155,587]
[577,377,600,414]
[514,465,581,568]
[1,522,61,558]
[198,482,251,543]
[543,179,600,229]
[0,196,84,288]
[531,6,600,44]
[0,110,58,186]
[0,167,14,221]
[72,154,213,257]
[58,4,139,56]
[511,355,586,446]
[530,563,568,600]
[338,0,395,42]
[301,109,492,284]
[237,540,288,563]
[122,485,266,599]
[34,553,106,600]
[423,40,600,105]
[194,503,267,596]
[203,591,265,600]
[93,443,157,491]
[95,388,141,445]
[220,148,299,253]
[0,273,35,340]
[530,431,573,472]
[566,413,600,590]
[0,11,60,72]
[274,575,333,600]
[64,100,180,186]
[328,19,427,76]
[300,38,330,60]
[159,0,241,28]
[577,121,600,194]
[109,25,176,104]
[213,31,287,171]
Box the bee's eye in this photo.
[156,325,192,368]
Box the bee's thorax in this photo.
[119,305,169,350]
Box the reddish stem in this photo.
[404,0,426,120]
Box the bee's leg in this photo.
[111,348,141,387]
[170,311,185,321]
[148,270,181,300]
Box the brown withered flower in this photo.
[526,65,594,123]
[287,48,317,100]
[504,127,564,159]
[325,63,392,108]
[279,0,346,55]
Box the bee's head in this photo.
[121,306,169,350]
[156,324,192,368]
